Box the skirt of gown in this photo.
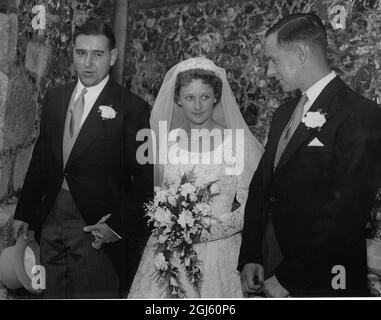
[127,232,244,298]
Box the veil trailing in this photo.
[150,57,264,192]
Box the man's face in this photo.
[264,33,302,92]
[73,34,117,87]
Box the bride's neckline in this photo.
[175,128,231,155]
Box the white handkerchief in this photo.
[308,137,324,146]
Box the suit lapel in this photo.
[274,76,344,174]
[65,79,120,168]
[52,82,76,172]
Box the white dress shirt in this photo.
[303,71,337,116]
[73,75,109,127]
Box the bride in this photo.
[128,57,263,298]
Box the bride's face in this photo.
[177,79,217,128]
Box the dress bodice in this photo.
[162,130,239,218]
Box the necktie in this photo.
[274,94,308,169]
[69,87,87,137]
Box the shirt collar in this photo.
[75,75,110,99]
[304,71,336,105]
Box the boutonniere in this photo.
[98,105,117,120]
[301,109,326,131]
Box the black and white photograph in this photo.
[0,0,380,303]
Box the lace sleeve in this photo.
[200,187,248,242]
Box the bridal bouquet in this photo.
[145,170,219,298]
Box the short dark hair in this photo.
[266,13,328,54]
[74,19,116,49]
[174,68,222,105]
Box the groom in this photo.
[12,20,152,298]
[239,13,381,297]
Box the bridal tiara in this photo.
[175,57,218,73]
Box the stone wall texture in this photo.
[0,8,38,300]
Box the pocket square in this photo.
[308,137,324,146]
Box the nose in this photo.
[266,60,276,77]
[194,99,202,111]
[84,54,93,67]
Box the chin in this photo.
[187,118,206,126]
[190,122,205,127]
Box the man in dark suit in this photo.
[239,13,381,297]
[12,20,152,298]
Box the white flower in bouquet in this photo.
[210,183,220,195]
[154,207,172,226]
[168,195,178,207]
[154,252,168,271]
[180,183,196,197]
[154,187,168,205]
[181,201,189,207]
[178,210,195,228]
[168,185,178,195]
[195,203,211,216]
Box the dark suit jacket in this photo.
[14,78,153,294]
[239,77,381,297]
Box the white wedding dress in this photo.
[128,132,247,298]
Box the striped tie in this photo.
[69,87,87,137]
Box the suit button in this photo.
[270,197,277,203]
[64,172,68,176]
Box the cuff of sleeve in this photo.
[237,241,264,272]
[237,253,263,272]
[104,213,123,239]
[107,225,122,240]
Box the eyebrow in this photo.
[75,49,105,53]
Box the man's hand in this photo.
[12,219,29,240]
[240,263,264,295]
[83,214,120,249]
[263,275,290,298]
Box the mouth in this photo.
[192,112,205,117]
[82,71,95,77]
